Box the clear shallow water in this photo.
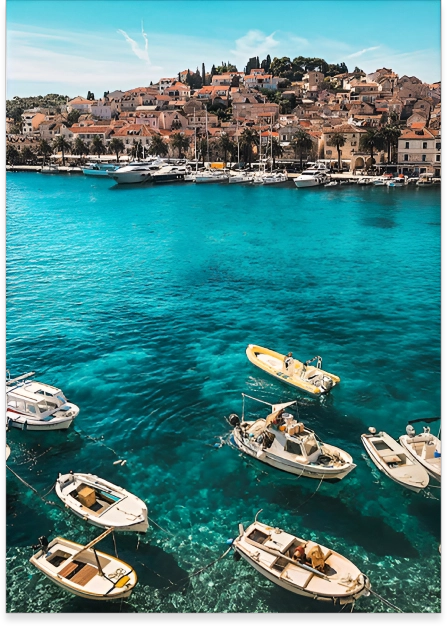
[6,173,440,613]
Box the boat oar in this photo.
[71,527,115,559]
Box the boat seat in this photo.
[59,562,78,578]
[70,564,98,587]
[382,454,401,465]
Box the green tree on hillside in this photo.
[38,139,53,165]
[148,135,168,157]
[360,128,384,167]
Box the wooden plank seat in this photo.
[59,562,78,578]
[70,564,98,587]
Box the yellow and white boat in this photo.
[246,344,340,396]
[30,528,137,600]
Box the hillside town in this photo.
[6,57,441,176]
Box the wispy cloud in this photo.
[231,30,279,60]
[117,22,150,64]
[347,46,380,59]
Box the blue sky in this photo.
[6,0,441,98]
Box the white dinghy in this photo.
[230,395,355,481]
[399,419,441,483]
[30,528,137,600]
[56,472,149,533]
[361,428,429,493]
[6,372,79,431]
[232,514,370,606]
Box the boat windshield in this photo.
[304,439,319,456]
[285,440,304,456]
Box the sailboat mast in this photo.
[194,110,197,172]
[237,119,240,165]
[206,106,209,164]
[270,118,273,172]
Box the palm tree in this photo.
[73,136,89,164]
[38,139,53,165]
[327,132,346,170]
[170,132,190,158]
[22,146,36,164]
[131,140,144,160]
[359,129,384,169]
[6,145,20,165]
[53,135,71,166]
[91,135,106,159]
[148,135,168,157]
[380,125,401,163]
[109,138,125,162]
[240,128,256,166]
[291,129,313,169]
[218,133,234,165]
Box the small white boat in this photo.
[361,429,429,493]
[230,395,356,481]
[6,443,10,461]
[228,172,254,184]
[357,177,373,185]
[399,423,441,483]
[40,164,60,174]
[246,344,339,396]
[6,372,79,431]
[262,172,288,185]
[83,163,119,177]
[232,516,370,605]
[184,173,197,182]
[416,173,434,186]
[55,472,149,533]
[372,177,387,186]
[387,175,408,187]
[153,164,190,184]
[324,181,338,187]
[195,170,229,184]
[30,529,137,600]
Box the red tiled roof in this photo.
[400,128,435,139]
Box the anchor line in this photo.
[6,465,64,511]
[162,546,232,590]
[147,516,174,536]
[75,426,124,462]
[369,588,404,613]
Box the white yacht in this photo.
[294,162,330,188]
[40,164,60,174]
[108,161,156,185]
[6,372,79,431]
[399,423,441,483]
[386,175,408,187]
[262,172,288,185]
[152,164,190,184]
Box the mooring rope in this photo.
[369,588,404,613]
[74,426,126,464]
[12,447,54,466]
[162,546,232,590]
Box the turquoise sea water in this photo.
[6,173,440,613]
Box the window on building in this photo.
[436,142,441,150]
[326,150,333,155]
[436,154,440,162]
[351,141,357,146]
[422,154,426,162]
[405,142,409,149]
[423,142,427,149]
[404,154,409,161]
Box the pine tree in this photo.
[256,56,260,69]
[202,63,206,85]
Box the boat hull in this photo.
[294,178,323,188]
[56,473,149,533]
[361,434,429,493]
[232,432,355,481]
[6,410,76,431]
[246,344,340,396]
[83,170,114,177]
[109,172,153,184]
[399,435,441,483]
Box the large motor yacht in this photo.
[294,162,330,188]
[108,160,162,185]
[152,164,190,184]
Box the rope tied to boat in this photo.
[161,546,233,590]
[369,588,404,613]
[75,426,126,465]
[6,465,61,509]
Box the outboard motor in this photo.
[406,424,416,438]
[320,376,334,393]
[33,536,49,552]
[229,414,240,428]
